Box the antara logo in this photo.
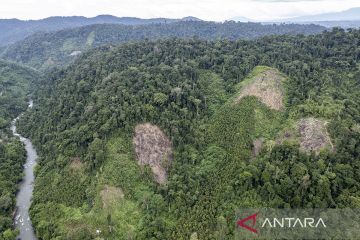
[261,217,326,228]
[237,213,259,234]
[237,212,327,234]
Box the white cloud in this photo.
[253,0,328,2]
[0,0,359,21]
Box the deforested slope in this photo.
[235,66,286,110]
[17,29,360,239]
[298,117,333,153]
[133,123,173,184]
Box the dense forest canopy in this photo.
[0,138,26,239]
[0,21,326,71]
[0,60,40,136]
[14,28,360,239]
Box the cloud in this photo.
[0,0,359,21]
[254,0,325,1]
[253,0,331,2]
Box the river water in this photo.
[10,100,37,240]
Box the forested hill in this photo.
[0,15,201,47]
[0,60,40,131]
[0,21,326,71]
[17,28,360,239]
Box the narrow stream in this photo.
[10,100,37,240]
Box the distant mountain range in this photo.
[0,22,325,71]
[1,8,359,48]
[281,7,360,22]
[230,7,360,28]
[0,15,202,46]
[229,16,252,22]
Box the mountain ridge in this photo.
[0,15,202,46]
[282,7,360,22]
[1,21,325,71]
[230,7,360,28]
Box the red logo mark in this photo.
[237,213,258,234]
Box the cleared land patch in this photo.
[133,123,172,184]
[69,157,84,171]
[298,117,333,153]
[235,67,285,110]
[252,138,264,157]
[100,185,124,208]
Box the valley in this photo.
[11,100,37,240]
[0,61,40,239]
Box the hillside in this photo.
[0,21,326,71]
[0,15,201,47]
[16,29,360,239]
[0,60,40,133]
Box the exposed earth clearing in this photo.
[133,123,172,184]
[236,68,285,110]
[298,117,333,153]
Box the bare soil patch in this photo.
[133,123,173,184]
[100,185,124,208]
[298,118,333,153]
[235,69,285,110]
[252,138,264,157]
[69,157,84,170]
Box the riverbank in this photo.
[11,100,37,240]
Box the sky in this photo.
[0,0,359,21]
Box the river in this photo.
[10,100,37,240]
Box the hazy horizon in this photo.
[0,0,360,22]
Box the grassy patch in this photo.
[86,31,95,47]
